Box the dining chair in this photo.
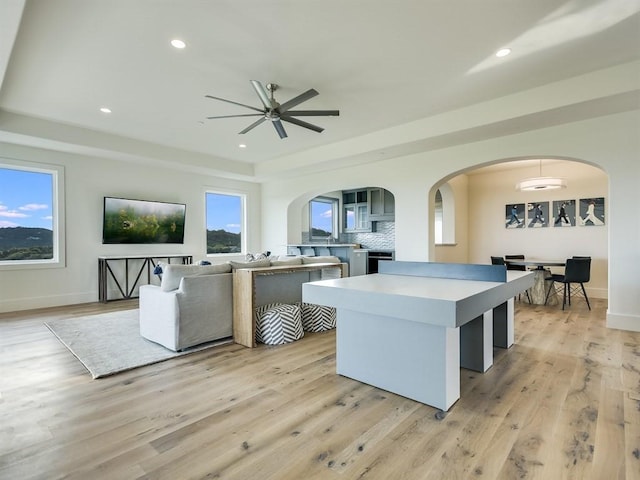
[544,257,591,310]
[490,256,505,265]
[504,254,532,303]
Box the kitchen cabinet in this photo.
[343,189,370,232]
[368,188,395,221]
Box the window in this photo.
[434,189,443,244]
[205,191,244,255]
[434,184,456,245]
[0,159,65,269]
[310,197,338,240]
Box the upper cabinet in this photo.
[368,188,395,221]
[343,188,394,232]
[343,189,369,232]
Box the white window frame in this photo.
[205,190,246,256]
[0,158,66,270]
[310,196,338,240]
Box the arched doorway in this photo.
[430,158,609,300]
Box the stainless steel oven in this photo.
[367,250,394,273]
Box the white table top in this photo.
[303,271,534,328]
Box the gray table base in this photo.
[335,297,514,411]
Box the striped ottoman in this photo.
[301,303,336,332]
[255,303,304,345]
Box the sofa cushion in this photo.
[161,263,232,291]
[301,255,340,264]
[228,258,272,269]
[269,256,303,266]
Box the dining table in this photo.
[504,260,566,305]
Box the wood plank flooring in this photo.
[0,298,638,479]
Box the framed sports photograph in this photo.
[526,201,549,228]
[578,197,605,226]
[505,203,525,229]
[552,199,575,227]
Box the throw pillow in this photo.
[160,263,232,291]
[245,251,271,261]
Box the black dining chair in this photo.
[544,257,591,310]
[491,256,505,265]
[504,255,532,303]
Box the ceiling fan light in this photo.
[515,177,567,191]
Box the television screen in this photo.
[102,197,186,244]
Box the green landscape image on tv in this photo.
[102,197,186,244]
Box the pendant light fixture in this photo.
[515,159,567,191]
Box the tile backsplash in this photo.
[302,221,395,250]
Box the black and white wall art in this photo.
[552,199,575,227]
[578,197,605,226]
[527,201,549,228]
[505,203,525,228]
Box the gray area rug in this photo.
[45,309,230,379]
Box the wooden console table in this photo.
[233,262,347,347]
[98,254,192,302]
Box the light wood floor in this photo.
[1,298,638,479]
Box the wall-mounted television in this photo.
[102,197,186,244]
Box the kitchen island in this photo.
[287,244,366,276]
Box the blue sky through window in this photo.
[311,199,333,234]
[0,167,53,229]
[206,192,241,233]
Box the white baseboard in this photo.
[607,310,640,332]
[0,292,97,314]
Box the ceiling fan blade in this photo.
[239,117,267,134]
[204,95,264,113]
[207,114,263,119]
[280,115,324,133]
[272,119,288,139]
[278,89,319,113]
[250,80,272,109]
[283,110,339,117]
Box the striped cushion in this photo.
[255,304,304,345]
[301,303,336,332]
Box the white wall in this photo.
[261,110,640,332]
[0,142,261,312]
[466,162,608,298]
[1,110,637,332]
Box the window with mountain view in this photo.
[0,160,65,268]
[310,197,338,240]
[205,191,244,254]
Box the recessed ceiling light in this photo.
[496,48,511,58]
[99,107,111,114]
[171,39,186,49]
[238,144,247,149]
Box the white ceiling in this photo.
[0,0,639,180]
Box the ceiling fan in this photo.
[205,80,339,139]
